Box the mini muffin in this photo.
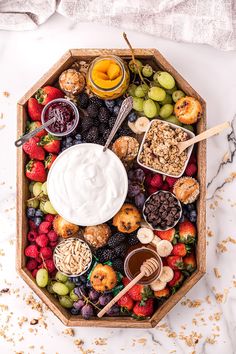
[90,264,117,292]
[112,136,139,162]
[59,69,85,95]
[173,177,199,204]
[113,203,141,233]
[84,223,111,249]
[174,96,202,124]
[53,215,79,238]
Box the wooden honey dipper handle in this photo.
[97,258,159,318]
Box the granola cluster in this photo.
[139,120,189,176]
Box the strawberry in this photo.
[23,137,45,160]
[27,121,47,138]
[179,220,196,244]
[150,174,163,188]
[183,252,196,273]
[185,162,197,176]
[26,160,46,182]
[122,277,153,303]
[168,270,184,291]
[154,287,170,300]
[166,255,184,270]
[171,243,191,257]
[35,86,64,105]
[40,134,61,154]
[165,176,178,188]
[154,228,176,243]
[45,153,57,169]
[132,298,154,318]
[28,98,43,121]
[117,294,134,311]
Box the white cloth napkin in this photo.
[0,0,235,50]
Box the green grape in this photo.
[55,271,68,283]
[70,289,79,301]
[172,90,185,103]
[143,99,158,118]
[165,86,177,95]
[52,282,69,296]
[135,84,149,98]
[148,87,166,102]
[43,200,57,215]
[27,198,39,208]
[59,295,74,308]
[133,97,144,112]
[155,71,175,89]
[155,102,160,116]
[182,124,194,132]
[159,104,174,119]
[29,181,35,193]
[32,182,42,197]
[150,80,161,88]
[129,59,143,74]
[153,72,160,84]
[128,84,137,97]
[142,64,153,77]
[64,280,75,292]
[36,269,49,288]
[41,182,48,195]
[166,116,182,126]
[47,281,56,294]
[39,201,47,213]
[160,93,173,105]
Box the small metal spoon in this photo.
[15,117,55,147]
[103,96,133,152]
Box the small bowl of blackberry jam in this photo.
[41,98,79,137]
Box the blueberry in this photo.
[80,275,87,283]
[179,214,185,223]
[61,140,67,147]
[26,207,35,219]
[113,105,120,116]
[105,100,115,111]
[34,216,42,227]
[70,307,80,315]
[66,142,73,148]
[189,210,197,223]
[66,136,73,143]
[74,134,82,141]
[187,203,195,211]
[73,140,82,145]
[35,209,44,217]
[116,98,124,107]
[75,280,82,286]
[128,111,137,122]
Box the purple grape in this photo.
[89,289,100,302]
[128,169,135,180]
[74,285,87,298]
[107,304,120,316]
[73,299,85,310]
[132,169,145,183]
[128,182,141,198]
[134,192,146,209]
[99,293,113,306]
[81,304,94,319]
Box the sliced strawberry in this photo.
[45,153,57,169]
[154,287,170,300]
[40,134,61,154]
[35,86,64,105]
[154,228,176,243]
[28,98,43,121]
[26,160,47,182]
[179,220,196,244]
[23,137,45,160]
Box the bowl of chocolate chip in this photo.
[143,191,182,231]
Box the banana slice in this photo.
[151,235,161,248]
[156,240,173,257]
[128,121,142,134]
[134,116,150,133]
[150,279,166,291]
[159,266,174,283]
[137,227,154,244]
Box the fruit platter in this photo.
[16,46,206,328]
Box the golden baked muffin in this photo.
[84,224,111,249]
[90,264,117,291]
[173,177,199,204]
[174,96,202,124]
[53,215,79,238]
[113,203,141,233]
[59,69,85,95]
[112,136,139,162]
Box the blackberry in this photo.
[92,118,100,127]
[117,125,131,137]
[81,117,94,132]
[85,126,99,143]
[103,128,111,141]
[112,258,125,274]
[127,232,139,246]
[105,100,115,112]
[115,242,128,258]
[107,233,126,248]
[96,247,116,263]
[78,92,89,109]
[98,107,110,124]
[109,116,117,129]
[96,137,105,145]
[89,96,104,108]
[113,105,120,116]
[98,123,107,135]
[87,103,99,118]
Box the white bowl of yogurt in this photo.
[47,143,128,226]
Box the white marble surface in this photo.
[0,13,236,354]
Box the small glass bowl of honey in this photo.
[124,246,163,285]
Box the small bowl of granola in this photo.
[137,119,195,178]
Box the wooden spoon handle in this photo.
[97,271,145,318]
[182,121,230,151]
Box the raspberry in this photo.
[26,259,38,271]
[31,269,38,278]
[165,176,178,188]
[38,221,51,234]
[44,214,55,223]
[39,247,52,260]
[27,230,38,242]
[47,230,58,242]
[145,174,153,187]
[189,154,197,164]
[162,182,169,191]
[185,163,197,176]
[150,174,163,188]
[36,234,49,247]
[39,259,55,273]
[25,245,39,258]
[35,256,43,264]
[147,186,159,195]
[50,241,58,248]
[29,220,37,230]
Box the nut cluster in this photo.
[53,238,92,276]
[139,120,189,176]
